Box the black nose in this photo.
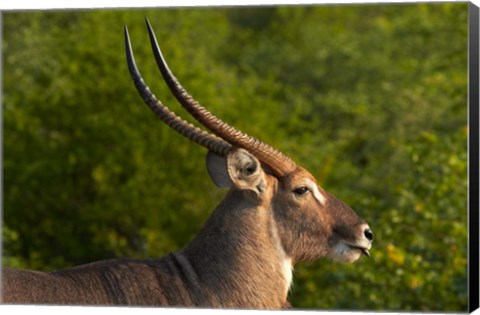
[364,228,373,241]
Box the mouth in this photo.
[348,245,371,258]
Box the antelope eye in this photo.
[293,186,310,196]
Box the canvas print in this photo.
[1,3,471,311]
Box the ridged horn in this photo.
[124,26,232,156]
[144,18,298,177]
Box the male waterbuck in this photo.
[1,19,373,308]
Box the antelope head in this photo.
[124,19,373,269]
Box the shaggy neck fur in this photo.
[182,189,293,309]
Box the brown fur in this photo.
[3,23,373,306]
[2,149,371,308]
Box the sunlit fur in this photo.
[269,166,370,265]
[2,23,373,307]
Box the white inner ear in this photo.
[206,151,233,188]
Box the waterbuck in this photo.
[1,19,373,308]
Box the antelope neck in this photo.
[182,190,292,307]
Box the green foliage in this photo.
[2,3,468,311]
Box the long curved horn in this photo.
[144,19,297,177]
[124,26,232,156]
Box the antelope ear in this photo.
[226,148,265,194]
[206,151,233,188]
